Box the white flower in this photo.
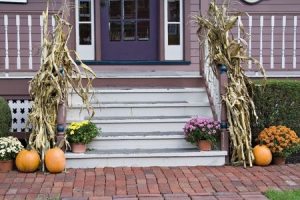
[0,136,24,160]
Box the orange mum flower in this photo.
[257,125,300,154]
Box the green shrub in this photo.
[250,79,300,143]
[0,97,12,137]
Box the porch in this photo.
[0,12,299,167]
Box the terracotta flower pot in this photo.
[0,160,14,172]
[71,143,86,153]
[273,156,286,165]
[198,140,212,151]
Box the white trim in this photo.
[293,16,297,69]
[164,0,183,60]
[28,15,33,70]
[75,0,95,60]
[16,15,21,69]
[246,71,300,78]
[4,15,9,70]
[248,16,252,69]
[282,16,286,69]
[0,0,27,2]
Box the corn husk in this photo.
[28,1,96,164]
[195,0,266,167]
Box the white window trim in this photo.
[75,0,95,60]
[0,0,27,3]
[164,0,183,60]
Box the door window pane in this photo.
[168,0,180,22]
[124,0,136,19]
[138,0,149,19]
[138,21,149,40]
[110,22,121,41]
[110,0,121,19]
[168,24,180,45]
[79,24,91,45]
[124,21,136,40]
[108,0,152,42]
[79,0,91,21]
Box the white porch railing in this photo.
[203,40,221,121]
[236,15,299,76]
[202,14,299,120]
[0,14,55,75]
[0,14,299,75]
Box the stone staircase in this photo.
[65,88,227,168]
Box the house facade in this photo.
[0,0,299,167]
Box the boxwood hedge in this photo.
[0,97,12,137]
[250,79,300,143]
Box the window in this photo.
[0,0,27,3]
[108,0,150,42]
[164,0,183,60]
[75,0,95,60]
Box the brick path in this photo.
[0,164,299,200]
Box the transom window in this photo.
[109,0,150,41]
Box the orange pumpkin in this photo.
[45,147,65,173]
[16,149,40,172]
[253,145,272,166]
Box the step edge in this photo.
[70,88,206,94]
[72,118,192,123]
[69,102,211,108]
[65,151,228,158]
[92,135,185,140]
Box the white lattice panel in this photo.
[8,100,32,132]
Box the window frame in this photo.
[75,0,95,60]
[164,0,183,60]
[0,0,27,3]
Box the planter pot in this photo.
[198,140,212,151]
[71,143,86,153]
[0,160,14,172]
[273,156,286,165]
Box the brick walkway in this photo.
[0,164,299,200]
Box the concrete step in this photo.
[88,135,195,150]
[67,102,212,121]
[65,149,227,168]
[101,131,183,137]
[69,88,208,104]
[89,117,191,132]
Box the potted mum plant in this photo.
[0,136,23,172]
[257,125,300,165]
[66,120,100,153]
[184,117,220,151]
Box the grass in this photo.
[265,189,300,200]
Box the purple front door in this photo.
[101,0,158,61]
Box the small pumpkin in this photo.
[16,149,40,172]
[45,147,65,173]
[253,145,272,166]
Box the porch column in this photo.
[57,102,66,150]
[219,64,229,163]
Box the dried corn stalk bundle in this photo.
[195,0,265,167]
[28,2,96,155]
